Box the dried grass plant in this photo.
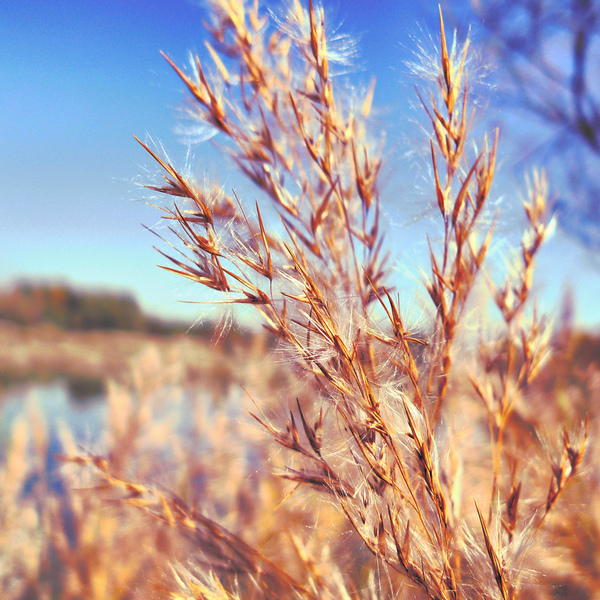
[118,1,591,597]
[2,1,597,599]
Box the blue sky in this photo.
[2,0,600,329]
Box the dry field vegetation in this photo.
[2,0,599,598]
[0,318,264,399]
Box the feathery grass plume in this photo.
[67,1,592,598]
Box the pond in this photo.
[0,381,107,490]
[0,377,252,500]
[0,381,106,445]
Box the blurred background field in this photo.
[1,280,599,598]
[3,0,600,598]
[0,281,303,599]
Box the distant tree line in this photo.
[0,281,204,336]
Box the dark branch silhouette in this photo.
[472,0,600,250]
